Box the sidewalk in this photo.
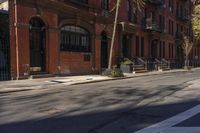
[0,68,199,94]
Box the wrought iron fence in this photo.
[0,31,10,81]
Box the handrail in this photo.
[162,58,170,69]
[155,58,162,64]
[137,57,146,65]
[137,57,147,69]
[123,58,134,65]
[161,58,168,64]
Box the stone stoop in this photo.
[133,64,148,73]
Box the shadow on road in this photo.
[0,100,199,133]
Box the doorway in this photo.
[151,40,158,58]
[122,34,130,58]
[101,32,108,69]
[29,17,46,73]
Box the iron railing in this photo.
[0,32,10,81]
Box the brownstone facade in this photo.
[7,0,200,79]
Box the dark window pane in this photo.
[60,26,90,52]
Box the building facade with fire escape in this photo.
[0,0,199,80]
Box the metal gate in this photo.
[0,11,10,81]
[0,32,10,80]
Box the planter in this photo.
[120,64,133,73]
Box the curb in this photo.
[71,69,190,85]
[0,88,35,94]
[0,69,197,94]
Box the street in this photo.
[0,71,200,133]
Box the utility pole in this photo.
[108,0,121,69]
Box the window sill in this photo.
[60,51,92,55]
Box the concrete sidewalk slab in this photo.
[0,68,198,94]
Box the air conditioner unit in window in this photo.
[163,4,166,8]
[169,7,172,12]
[102,10,109,17]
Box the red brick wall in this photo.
[9,0,59,78]
[8,0,200,79]
[59,52,93,74]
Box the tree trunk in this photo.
[108,0,121,69]
[184,55,189,69]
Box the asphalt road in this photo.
[0,71,200,133]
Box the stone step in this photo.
[134,69,148,73]
[134,64,144,66]
[30,74,54,79]
[135,67,146,70]
[162,68,171,71]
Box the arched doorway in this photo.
[101,32,108,69]
[29,17,46,73]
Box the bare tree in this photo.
[182,35,194,69]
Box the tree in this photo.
[108,0,146,69]
[182,35,194,69]
[192,0,200,39]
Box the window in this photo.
[176,23,179,32]
[133,0,138,23]
[159,15,162,30]
[127,0,132,21]
[72,0,88,4]
[102,0,109,10]
[168,19,174,36]
[168,20,171,34]
[172,21,174,36]
[169,0,173,13]
[60,26,90,52]
[101,0,109,16]
[159,15,165,32]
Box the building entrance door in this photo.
[101,32,108,69]
[122,34,130,58]
[151,40,158,58]
[29,17,46,73]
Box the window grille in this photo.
[60,26,91,52]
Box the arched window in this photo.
[127,0,132,21]
[60,26,90,52]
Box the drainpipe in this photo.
[14,0,19,80]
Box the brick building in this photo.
[0,0,199,80]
